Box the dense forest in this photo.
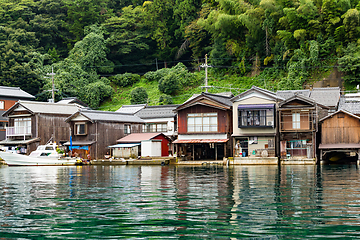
[1,0,360,109]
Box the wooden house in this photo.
[278,94,329,163]
[0,87,35,140]
[231,86,284,163]
[0,101,80,153]
[173,92,233,161]
[65,109,144,159]
[319,109,360,163]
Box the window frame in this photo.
[238,108,275,128]
[75,122,87,135]
[187,112,218,133]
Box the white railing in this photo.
[6,126,32,137]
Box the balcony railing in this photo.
[6,126,32,137]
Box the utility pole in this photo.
[200,54,211,92]
[47,67,56,103]
[205,54,208,92]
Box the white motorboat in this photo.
[0,143,79,166]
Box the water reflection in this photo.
[1,164,360,238]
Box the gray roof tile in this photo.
[13,101,80,115]
[79,109,144,123]
[136,105,180,119]
[0,86,34,99]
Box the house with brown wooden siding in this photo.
[278,94,329,164]
[0,101,81,153]
[65,109,144,159]
[231,86,284,164]
[319,110,360,164]
[0,87,35,140]
[173,92,233,161]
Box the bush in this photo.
[130,87,148,104]
[159,94,173,105]
[112,73,140,87]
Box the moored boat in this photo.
[0,143,79,166]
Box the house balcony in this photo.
[279,121,315,132]
[6,126,32,138]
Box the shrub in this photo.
[112,73,140,87]
[130,87,148,104]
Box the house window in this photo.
[143,123,167,133]
[0,101,4,109]
[187,113,217,132]
[75,122,87,135]
[292,112,301,129]
[14,118,31,135]
[124,125,131,134]
[239,108,274,127]
[0,121,6,129]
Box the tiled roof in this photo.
[77,109,144,123]
[231,86,283,102]
[338,95,360,114]
[276,87,340,108]
[276,89,311,99]
[0,86,35,99]
[116,104,146,114]
[136,105,180,119]
[309,87,340,108]
[202,92,233,107]
[56,97,89,108]
[9,101,81,115]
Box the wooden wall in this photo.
[321,112,360,144]
[177,105,232,134]
[70,121,143,159]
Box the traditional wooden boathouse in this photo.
[319,109,360,164]
[65,109,144,160]
[173,92,233,161]
[278,94,329,164]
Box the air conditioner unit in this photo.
[268,121,274,126]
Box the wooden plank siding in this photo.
[70,121,143,159]
[321,112,360,144]
[177,105,232,134]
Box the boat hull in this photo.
[0,152,77,166]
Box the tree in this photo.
[131,87,148,104]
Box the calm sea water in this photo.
[1,164,360,239]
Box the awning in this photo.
[173,139,228,144]
[319,143,360,149]
[238,104,274,109]
[108,143,141,148]
[63,141,96,146]
[0,137,40,145]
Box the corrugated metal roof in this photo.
[108,143,140,148]
[173,139,229,143]
[13,101,81,115]
[0,86,35,99]
[63,141,96,146]
[79,109,144,123]
[117,133,165,143]
[136,105,180,119]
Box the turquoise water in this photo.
[1,164,360,239]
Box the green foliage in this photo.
[111,73,140,87]
[159,94,173,105]
[338,43,360,85]
[84,78,114,109]
[131,87,148,104]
